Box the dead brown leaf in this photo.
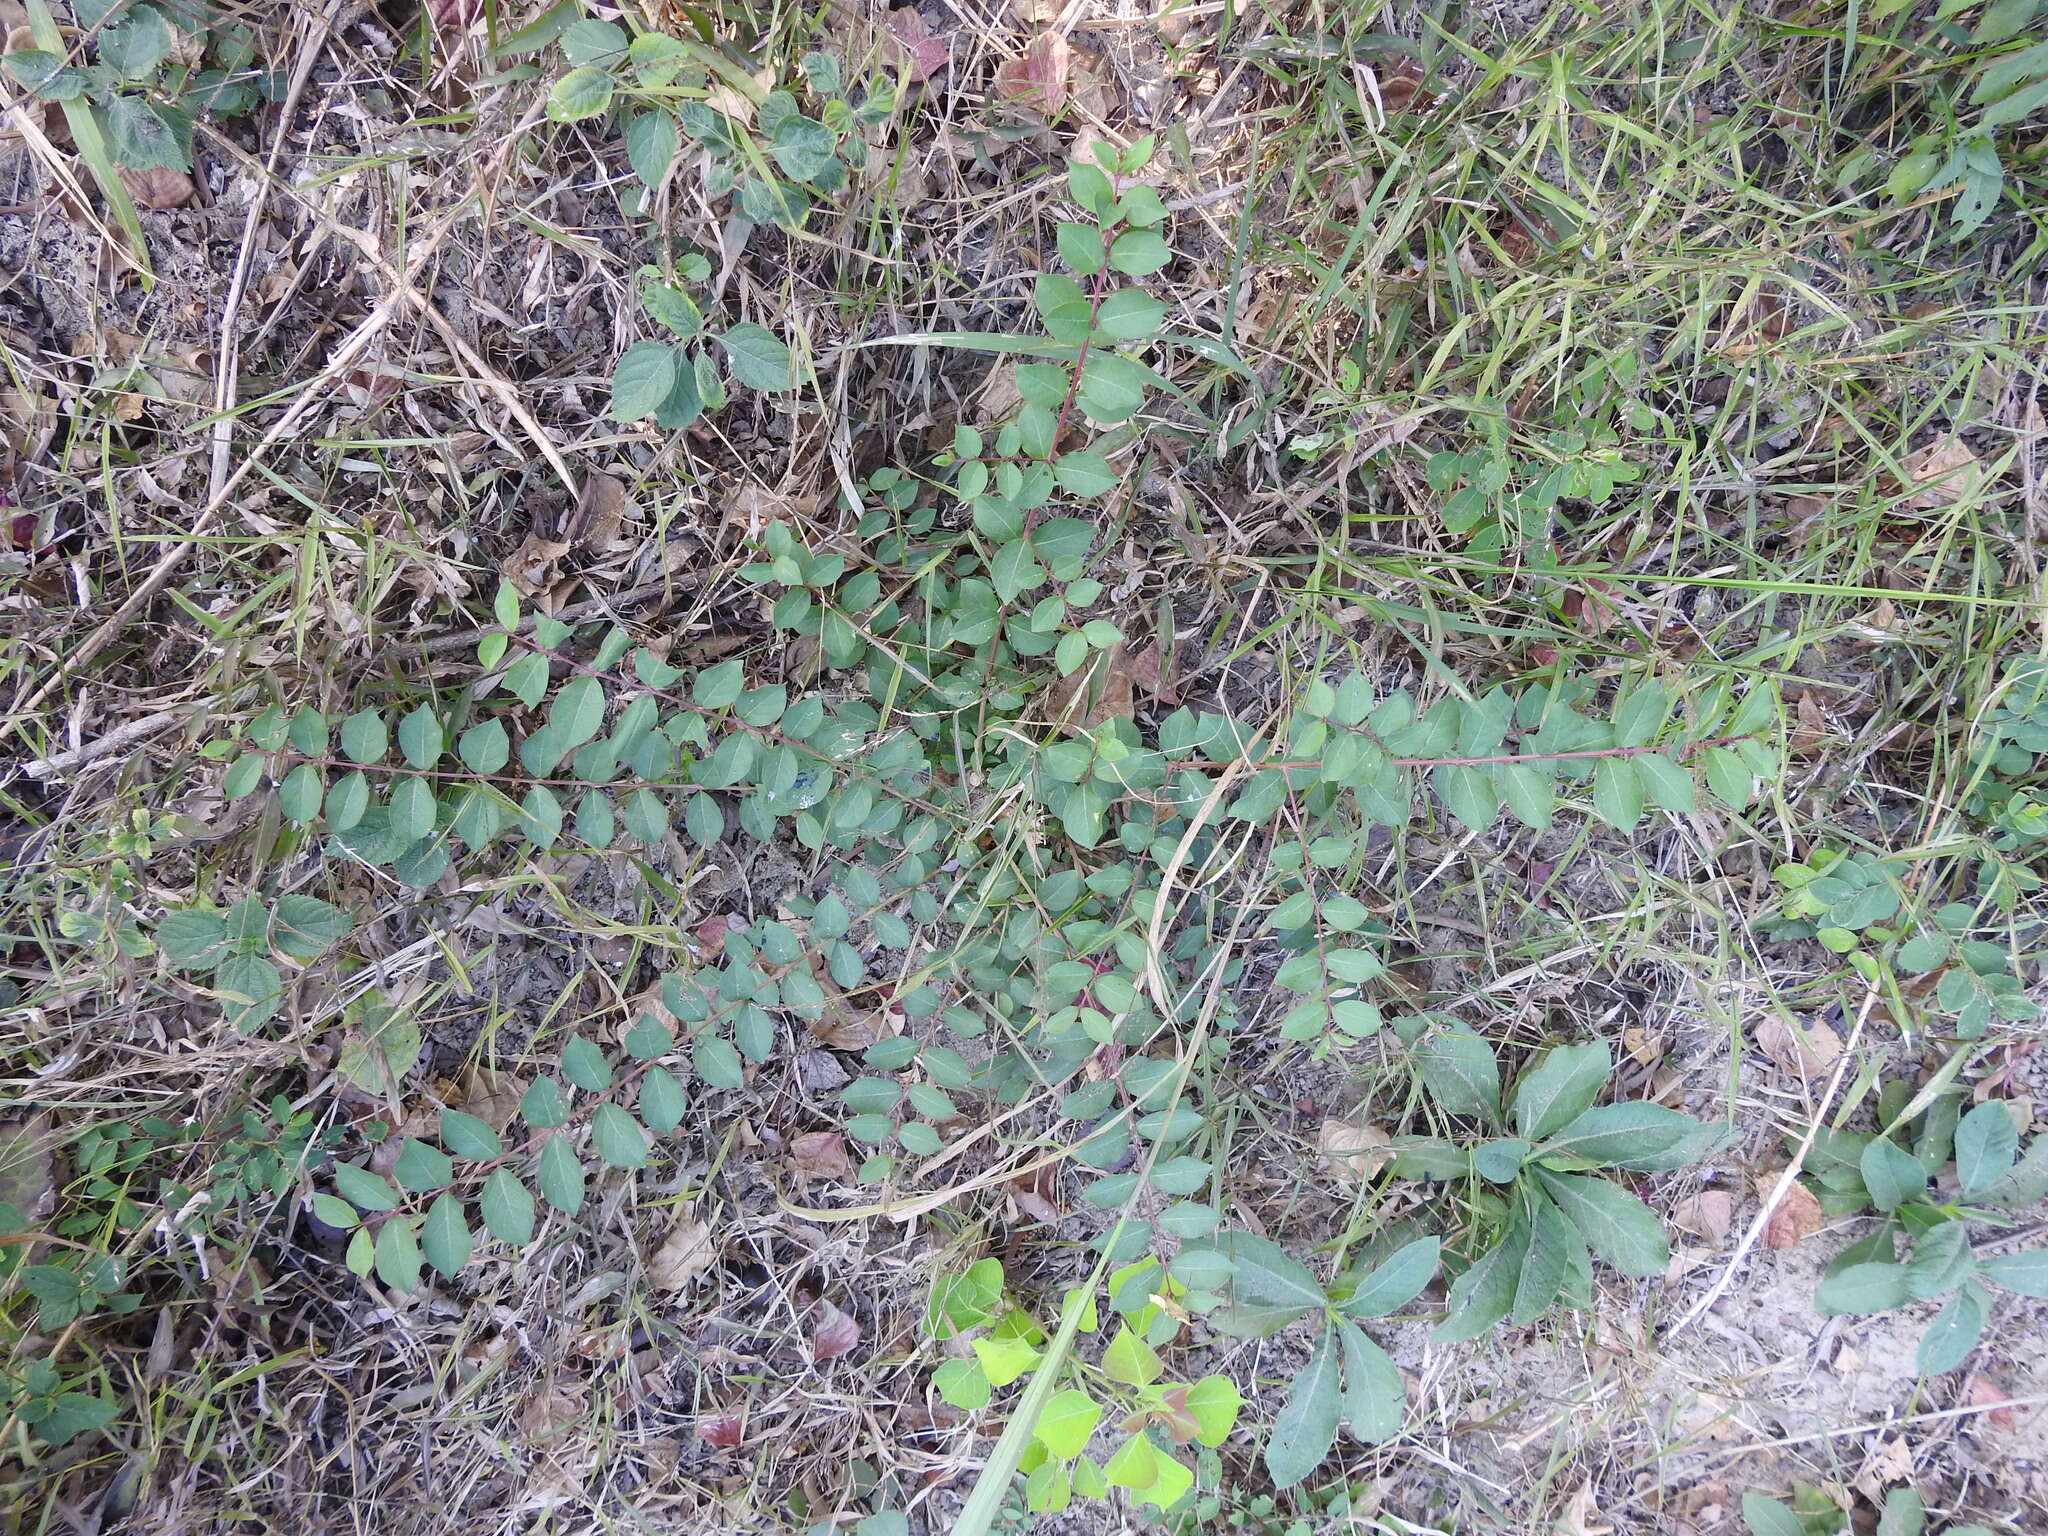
[1318,1119,1392,1183]
[1669,1190,1733,1244]
[883,7,949,81]
[789,1131,855,1181]
[501,531,572,598]
[117,165,194,209]
[698,1411,743,1447]
[1762,1177,1824,1250]
[1554,1479,1612,1536]
[1755,1015,1842,1077]
[1005,1162,1063,1224]
[1901,435,1987,509]
[1969,1376,2016,1433]
[809,1298,862,1363]
[1042,642,1135,732]
[649,1211,717,1292]
[1126,642,1179,706]
[995,31,1068,114]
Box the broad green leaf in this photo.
[521,1075,570,1128]
[327,769,369,831]
[1513,1042,1610,1140]
[591,1104,648,1169]
[438,1109,502,1161]
[1813,1259,1914,1315]
[1104,1430,1159,1492]
[1209,1231,1326,1336]
[548,64,614,120]
[1859,1136,1926,1213]
[1433,763,1497,832]
[1055,221,1104,275]
[1702,746,1751,807]
[1633,752,1696,813]
[334,1162,399,1213]
[1102,1327,1163,1386]
[1336,1319,1405,1442]
[1955,1102,2017,1196]
[1981,1247,2048,1297]
[422,1192,472,1278]
[1433,1220,1527,1344]
[1918,1279,1988,1374]
[1052,450,1118,497]
[1264,1324,1340,1487]
[625,107,678,188]
[1034,1389,1101,1458]
[1590,757,1644,832]
[1497,761,1554,829]
[1336,1235,1439,1319]
[933,1357,991,1410]
[387,776,437,843]
[1184,1375,1240,1447]
[1742,1494,1805,1536]
[278,763,323,823]
[694,1035,745,1090]
[640,1066,686,1132]
[1535,1170,1667,1277]
[458,719,510,774]
[271,895,349,960]
[375,1216,423,1293]
[1540,1103,1704,1170]
[537,1135,584,1215]
[480,1167,535,1245]
[155,910,229,971]
[216,953,282,1032]
[397,706,443,768]
[1876,1487,1925,1536]
[1094,288,1166,340]
[972,1333,1039,1387]
[393,1138,454,1193]
[1906,1219,1975,1299]
[310,1193,358,1230]
[1974,1137,2048,1208]
[1108,229,1170,275]
[549,675,606,749]
[561,1036,612,1092]
[718,323,795,391]
[1510,1188,1575,1324]
[1415,1030,1501,1124]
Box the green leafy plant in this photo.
[1,0,270,172]
[3,1356,119,1447]
[539,16,888,228]
[922,1256,1241,1518]
[1380,1033,1718,1340]
[1795,1090,2048,1375]
[152,892,350,1033]
[1189,1231,1437,1487]
[1744,1483,1991,1536]
[610,257,796,427]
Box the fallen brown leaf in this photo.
[883,7,949,81]
[1755,1015,1842,1077]
[789,1130,855,1181]
[1901,435,1987,509]
[1669,1190,1734,1244]
[1555,1479,1612,1536]
[1043,642,1135,733]
[1969,1376,2016,1433]
[995,31,1068,113]
[1762,1178,1823,1250]
[1318,1119,1392,1183]
[698,1411,743,1448]
[809,1298,862,1363]
[117,165,194,209]
[1005,1162,1063,1224]
[501,530,572,598]
[1125,642,1179,706]
[649,1211,717,1292]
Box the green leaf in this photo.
[933,1357,991,1410]
[438,1109,503,1161]
[1094,288,1166,340]
[1075,353,1152,424]
[1264,1323,1341,1487]
[1981,1247,2048,1297]
[548,64,614,120]
[334,1163,400,1213]
[107,94,188,171]
[458,719,510,774]
[694,1035,745,1090]
[1742,1494,1805,1536]
[1906,1219,1976,1299]
[1035,1388,1102,1459]
[1433,1221,1527,1343]
[216,952,282,1031]
[1813,1259,1915,1315]
[1895,929,1949,974]
[520,1075,570,1129]
[1052,450,1118,497]
[393,1138,454,1193]
[1633,752,1696,813]
[346,1226,374,1277]
[155,910,229,971]
[694,659,744,709]
[1540,1103,1705,1170]
[1877,1487,1926,1536]
[625,107,678,188]
[222,753,263,799]
[1513,1042,1610,1140]
[1104,1430,1159,1492]
[1184,1375,1240,1447]
[1108,229,1171,275]
[1102,1326,1163,1386]
[1511,1188,1574,1324]
[590,1103,648,1169]
[1433,763,1498,832]
[480,1168,535,1245]
[1056,221,1105,275]
[398,706,443,769]
[1210,1231,1327,1336]
[1955,1102,2017,1196]
[1702,746,1752,807]
[1590,757,1644,832]
[1859,1136,1926,1213]
[548,675,606,748]
[537,1135,584,1214]
[271,894,349,961]
[1497,761,1555,829]
[1534,1170,1668,1277]
[1336,1235,1439,1319]
[561,1037,612,1093]
[422,1192,472,1278]
[1415,1030,1501,1124]
[375,1216,423,1293]
[1336,1319,1405,1443]
[640,1066,687,1132]
[602,342,675,423]
[972,1333,1040,1387]
[718,323,795,391]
